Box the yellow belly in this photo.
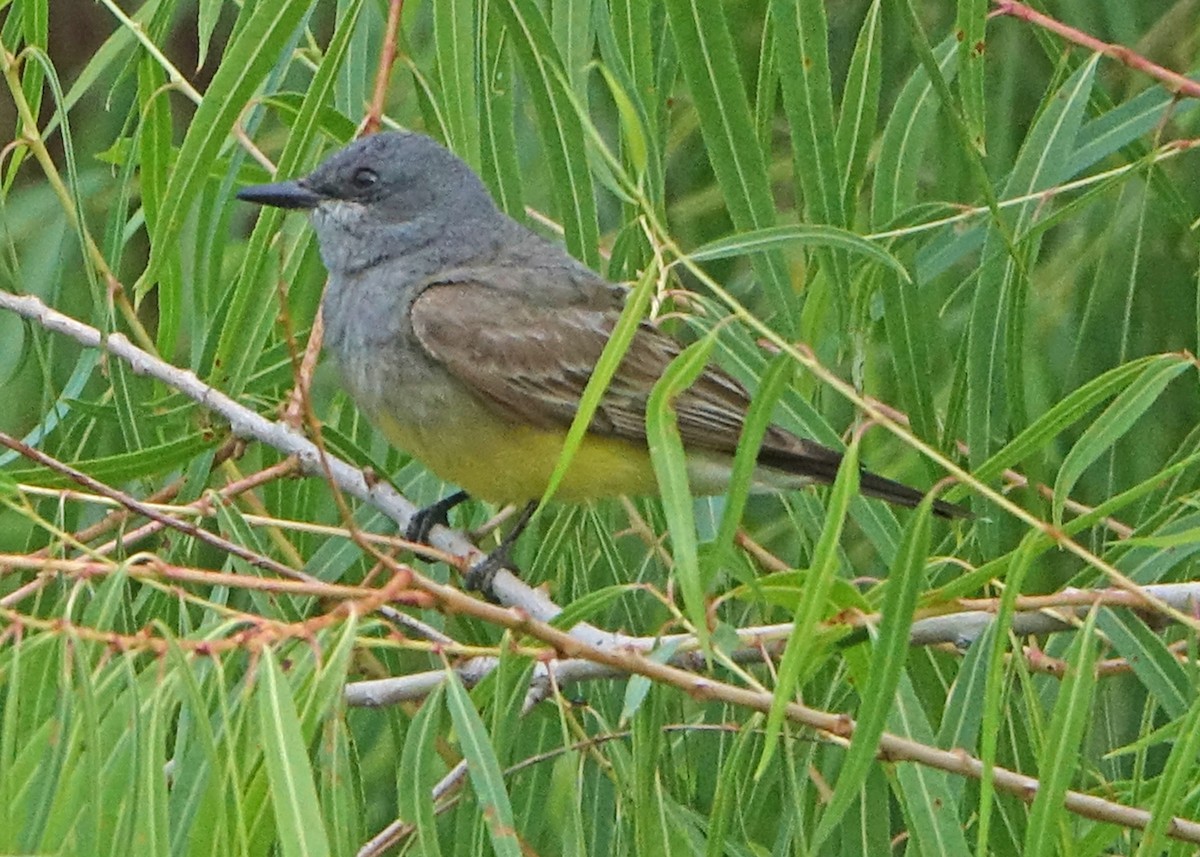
[375,411,662,503]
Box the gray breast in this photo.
[321,266,443,419]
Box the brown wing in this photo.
[409,281,757,454]
[410,281,969,517]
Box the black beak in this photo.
[236,179,323,210]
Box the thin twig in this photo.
[0,554,375,599]
[0,291,630,650]
[6,289,1199,846]
[344,581,1200,708]
[91,457,299,559]
[361,0,406,135]
[393,568,1200,846]
[991,1,1200,99]
[0,431,310,583]
[0,568,415,657]
[282,312,326,428]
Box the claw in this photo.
[464,550,506,600]
[405,490,470,544]
[463,500,538,601]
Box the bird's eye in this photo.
[352,168,378,190]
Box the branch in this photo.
[0,431,310,582]
[345,581,1200,707]
[910,582,1200,644]
[7,291,1200,845]
[0,290,633,652]
[361,0,406,135]
[9,288,1197,653]
[376,568,1200,848]
[991,1,1200,99]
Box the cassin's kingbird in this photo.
[238,132,965,589]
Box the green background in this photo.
[1,1,1199,855]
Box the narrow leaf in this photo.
[443,669,522,857]
[257,647,332,857]
[139,0,312,298]
[813,496,931,846]
[757,440,859,774]
[1052,356,1188,524]
[663,0,797,331]
[647,334,719,651]
[688,224,909,282]
[1023,609,1100,854]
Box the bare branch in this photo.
[992,1,1200,99]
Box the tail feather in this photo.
[857,469,969,520]
[757,440,969,520]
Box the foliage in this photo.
[1,0,1199,854]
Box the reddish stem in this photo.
[991,0,1200,99]
[362,0,406,135]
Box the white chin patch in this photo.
[313,200,366,230]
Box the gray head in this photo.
[238,132,509,275]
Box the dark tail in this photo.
[857,469,969,520]
[758,441,970,520]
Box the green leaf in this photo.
[592,61,649,179]
[621,639,682,723]
[39,0,166,145]
[879,252,938,444]
[433,0,480,168]
[710,354,793,573]
[552,0,594,98]
[871,37,957,225]
[1052,356,1188,524]
[0,351,100,470]
[1135,690,1200,857]
[135,55,177,356]
[771,0,846,237]
[197,0,221,68]
[496,0,601,268]
[688,224,909,281]
[966,56,1099,504]
[704,721,759,857]
[1069,76,1200,178]
[303,618,359,736]
[958,353,1173,493]
[757,439,858,775]
[443,669,522,857]
[663,0,797,331]
[956,0,988,154]
[398,684,446,857]
[976,534,1038,852]
[836,0,883,212]
[477,0,525,219]
[646,333,718,651]
[1023,609,1100,854]
[6,432,216,488]
[138,0,312,299]
[888,674,972,854]
[257,647,332,857]
[1095,609,1189,720]
[814,496,931,847]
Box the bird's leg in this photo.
[465,500,538,598]
[405,490,470,544]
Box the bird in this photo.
[237,131,965,592]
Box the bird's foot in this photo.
[463,500,538,602]
[464,547,512,602]
[405,490,470,544]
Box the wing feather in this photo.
[409,280,970,518]
[409,281,755,453]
